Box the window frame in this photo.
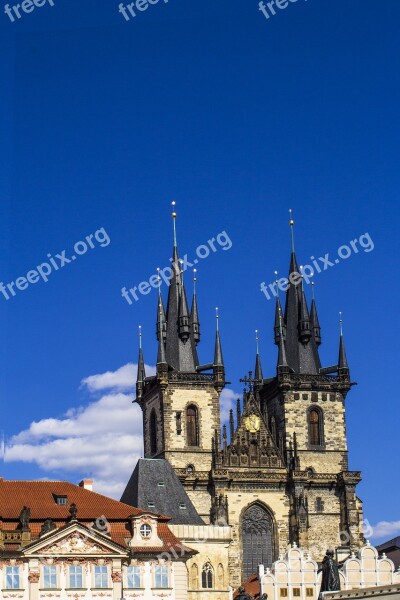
[186,404,200,447]
[93,565,109,589]
[69,565,84,589]
[43,565,58,589]
[126,566,142,589]
[307,406,325,448]
[154,565,169,589]
[6,566,20,590]
[201,562,214,589]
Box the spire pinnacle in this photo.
[338,312,349,370]
[214,307,224,367]
[171,201,177,247]
[310,282,321,346]
[255,329,264,382]
[190,269,200,345]
[289,208,295,253]
[277,306,289,372]
[136,325,146,401]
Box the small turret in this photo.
[310,282,321,346]
[136,326,146,402]
[190,269,200,345]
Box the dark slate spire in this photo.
[178,270,191,341]
[338,313,349,370]
[156,270,166,343]
[298,278,312,345]
[164,203,199,372]
[213,308,224,368]
[277,307,289,373]
[157,298,167,367]
[281,211,321,374]
[254,330,264,382]
[310,282,321,346]
[190,270,200,345]
[136,326,146,401]
[274,291,286,344]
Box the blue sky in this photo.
[1,0,399,543]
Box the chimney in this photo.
[79,479,94,491]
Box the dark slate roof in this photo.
[120,459,204,525]
[377,536,400,551]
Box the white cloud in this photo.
[81,362,155,392]
[370,520,400,541]
[220,388,241,424]
[5,363,241,499]
[5,364,147,499]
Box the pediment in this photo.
[24,523,126,556]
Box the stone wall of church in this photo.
[156,384,221,473]
[169,524,231,600]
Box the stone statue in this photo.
[319,549,341,595]
[40,518,56,536]
[236,586,254,600]
[69,503,78,521]
[19,506,31,530]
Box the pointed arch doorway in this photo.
[242,503,275,580]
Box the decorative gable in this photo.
[215,390,285,469]
[23,523,127,557]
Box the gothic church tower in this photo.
[127,209,364,589]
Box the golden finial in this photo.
[171,201,177,246]
[289,208,295,253]
[193,268,197,293]
[215,307,219,331]
[311,281,315,300]
[339,311,343,336]
[274,270,280,299]
[255,329,260,354]
[138,325,142,349]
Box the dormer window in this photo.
[54,495,67,506]
[140,524,152,539]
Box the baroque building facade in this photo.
[0,478,195,600]
[123,212,365,589]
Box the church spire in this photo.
[310,282,321,346]
[190,269,200,345]
[274,272,286,344]
[136,326,146,401]
[338,312,349,371]
[164,202,198,372]
[277,307,289,373]
[298,276,312,345]
[213,308,225,392]
[254,330,263,382]
[156,269,166,343]
[214,307,224,367]
[281,211,321,374]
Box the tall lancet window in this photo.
[308,408,323,446]
[150,409,157,455]
[186,405,199,447]
[201,563,213,589]
[242,503,275,580]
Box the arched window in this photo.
[308,408,323,446]
[242,503,275,580]
[201,563,213,589]
[150,410,157,455]
[186,405,199,447]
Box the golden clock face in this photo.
[244,414,261,433]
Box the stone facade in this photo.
[134,218,365,590]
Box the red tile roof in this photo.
[233,574,261,599]
[0,479,194,556]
